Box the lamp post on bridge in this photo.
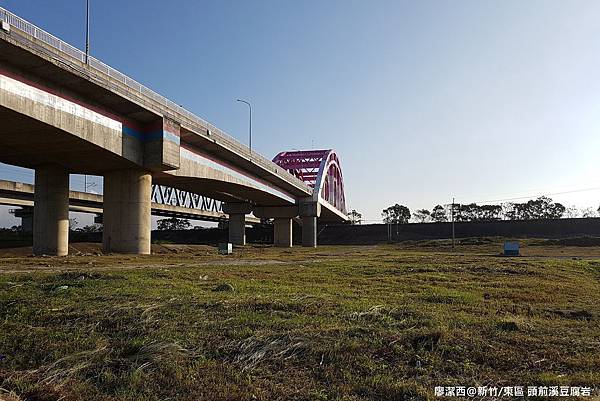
[85,0,90,64]
[236,99,252,154]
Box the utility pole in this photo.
[85,0,90,64]
[451,197,456,250]
[84,175,96,192]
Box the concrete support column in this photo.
[33,164,69,256]
[223,203,253,246]
[14,207,34,232]
[300,200,321,248]
[228,213,246,245]
[274,218,293,248]
[302,216,317,248]
[21,214,33,232]
[253,206,299,248]
[103,169,152,254]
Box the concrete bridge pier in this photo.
[223,203,253,246]
[300,201,321,248]
[274,218,293,247]
[229,214,246,245]
[254,206,297,248]
[102,169,152,254]
[13,207,34,232]
[301,216,317,248]
[33,164,70,256]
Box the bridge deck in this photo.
[0,179,260,223]
[0,7,313,201]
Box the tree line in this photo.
[381,196,600,224]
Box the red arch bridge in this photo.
[153,149,347,222]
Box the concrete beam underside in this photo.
[103,169,152,254]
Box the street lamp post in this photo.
[85,0,90,64]
[236,99,252,153]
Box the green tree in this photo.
[452,203,467,222]
[469,204,502,221]
[452,203,502,222]
[413,209,430,223]
[77,224,102,233]
[581,207,596,218]
[69,218,79,230]
[503,197,565,220]
[347,209,362,225]
[564,205,579,218]
[157,217,192,230]
[456,203,478,221]
[382,204,411,224]
[430,205,447,222]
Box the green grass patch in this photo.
[0,243,599,400]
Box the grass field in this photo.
[0,239,599,400]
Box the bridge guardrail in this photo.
[0,7,311,195]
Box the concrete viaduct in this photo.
[0,7,347,256]
[0,179,262,227]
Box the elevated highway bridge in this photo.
[0,179,264,225]
[0,7,348,255]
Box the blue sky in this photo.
[1,0,600,226]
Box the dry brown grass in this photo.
[0,239,599,400]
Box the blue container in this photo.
[503,241,520,256]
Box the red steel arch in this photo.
[272,149,346,214]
